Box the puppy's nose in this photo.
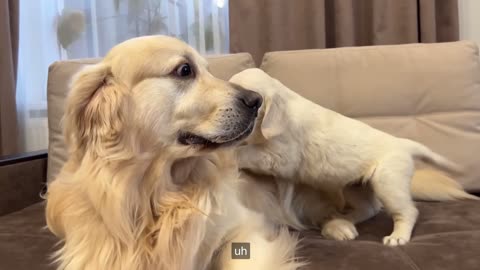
[239,90,263,111]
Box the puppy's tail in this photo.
[402,139,462,175]
[411,169,479,201]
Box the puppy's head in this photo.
[229,68,287,141]
[64,36,262,160]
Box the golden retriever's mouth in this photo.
[178,120,255,148]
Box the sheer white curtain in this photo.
[17,0,229,152]
[17,0,62,153]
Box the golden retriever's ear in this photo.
[64,63,129,158]
[260,95,287,139]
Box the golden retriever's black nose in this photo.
[239,90,263,111]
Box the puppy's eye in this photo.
[174,63,193,77]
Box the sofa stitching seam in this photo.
[393,248,421,270]
[262,41,476,57]
[412,229,480,240]
[355,109,480,120]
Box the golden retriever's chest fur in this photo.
[46,151,246,270]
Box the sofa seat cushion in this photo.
[1,200,479,270]
[0,203,56,270]
[301,199,480,270]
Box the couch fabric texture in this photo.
[2,200,478,270]
[0,158,46,216]
[2,41,480,270]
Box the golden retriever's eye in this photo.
[174,63,194,78]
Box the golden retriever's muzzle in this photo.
[178,85,262,148]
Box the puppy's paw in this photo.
[321,218,358,241]
[382,235,409,246]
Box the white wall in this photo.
[458,0,480,46]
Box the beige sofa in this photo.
[1,41,480,270]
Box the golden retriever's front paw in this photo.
[321,218,358,241]
[382,235,409,246]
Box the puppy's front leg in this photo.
[321,185,381,241]
[290,185,359,241]
[321,196,381,241]
[321,217,359,241]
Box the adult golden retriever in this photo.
[230,68,478,246]
[45,36,305,270]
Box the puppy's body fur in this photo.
[46,37,304,270]
[230,68,477,246]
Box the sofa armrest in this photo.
[0,150,48,216]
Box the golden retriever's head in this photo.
[229,68,287,141]
[65,36,262,159]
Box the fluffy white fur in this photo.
[45,36,305,270]
[230,68,478,246]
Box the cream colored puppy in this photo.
[230,68,474,246]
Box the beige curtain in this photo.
[0,0,19,156]
[229,0,459,65]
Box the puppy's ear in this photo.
[64,63,129,159]
[260,94,287,139]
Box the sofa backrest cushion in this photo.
[260,41,480,191]
[46,53,255,182]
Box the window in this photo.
[16,0,229,152]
